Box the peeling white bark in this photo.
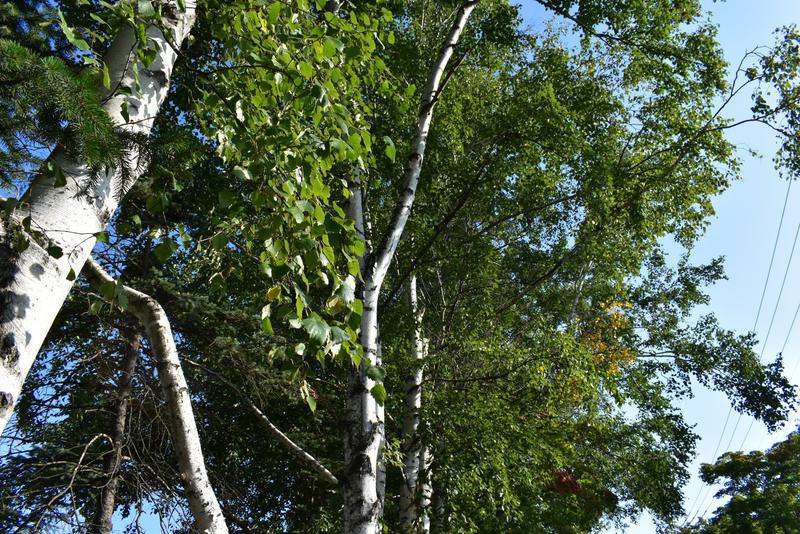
[83,259,228,534]
[342,4,478,533]
[0,0,197,436]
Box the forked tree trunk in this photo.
[0,0,197,436]
[342,3,478,533]
[84,259,228,534]
[343,182,387,533]
[92,330,140,534]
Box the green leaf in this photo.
[288,205,305,224]
[102,63,111,90]
[120,100,130,123]
[211,233,228,250]
[303,315,330,343]
[267,2,281,24]
[266,285,282,301]
[298,61,314,79]
[366,365,385,382]
[94,231,110,243]
[306,395,317,413]
[58,10,90,50]
[218,190,236,209]
[99,281,116,300]
[232,166,252,181]
[46,245,63,259]
[330,326,351,343]
[334,278,355,304]
[261,317,273,335]
[370,383,387,406]
[115,283,128,309]
[66,268,76,281]
[323,36,344,58]
[383,136,396,162]
[138,0,155,18]
[153,240,178,263]
[146,194,168,214]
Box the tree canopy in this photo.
[1,1,800,533]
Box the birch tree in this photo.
[399,275,430,533]
[83,258,228,533]
[0,0,197,435]
[3,1,800,533]
[342,4,478,532]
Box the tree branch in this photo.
[183,359,339,487]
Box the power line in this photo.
[682,179,793,527]
[730,211,800,453]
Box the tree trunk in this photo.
[431,474,446,534]
[92,329,140,534]
[342,4,478,533]
[0,0,196,436]
[343,183,386,534]
[400,275,428,533]
[418,444,433,534]
[83,259,228,534]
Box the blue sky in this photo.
[513,1,800,531]
[676,0,800,530]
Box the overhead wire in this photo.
[682,178,793,527]
[731,208,800,453]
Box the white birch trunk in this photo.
[83,259,228,534]
[0,0,197,436]
[343,183,387,533]
[400,275,427,533]
[418,444,433,534]
[342,4,478,532]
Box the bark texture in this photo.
[342,4,478,533]
[400,276,430,533]
[0,0,197,436]
[343,181,387,533]
[92,330,139,534]
[83,259,228,534]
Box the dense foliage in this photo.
[687,430,800,533]
[2,1,800,533]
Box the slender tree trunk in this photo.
[400,275,428,533]
[83,259,228,534]
[418,445,433,534]
[92,330,140,534]
[342,4,478,532]
[0,0,196,436]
